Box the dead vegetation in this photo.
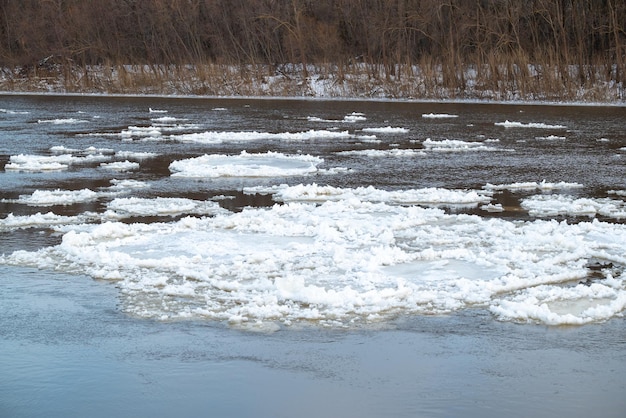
[0,1,624,102]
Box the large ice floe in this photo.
[2,183,625,328]
[169,151,327,178]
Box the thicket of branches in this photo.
[0,0,624,99]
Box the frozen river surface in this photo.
[0,95,625,417]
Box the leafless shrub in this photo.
[0,0,623,102]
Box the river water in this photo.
[1,94,625,417]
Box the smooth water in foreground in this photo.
[1,95,625,416]
[2,266,625,418]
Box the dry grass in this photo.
[0,60,623,103]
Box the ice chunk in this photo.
[4,188,99,206]
[3,186,624,327]
[361,127,409,133]
[169,151,324,178]
[522,195,626,219]
[495,120,566,129]
[105,197,225,219]
[484,181,584,191]
[422,113,459,118]
[422,139,502,152]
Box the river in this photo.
[1,94,625,417]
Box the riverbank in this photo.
[1,63,624,103]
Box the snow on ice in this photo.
[2,183,624,327]
[495,120,567,129]
[421,138,503,152]
[422,113,459,118]
[169,151,326,178]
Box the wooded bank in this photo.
[1,0,624,101]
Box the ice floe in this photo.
[121,126,164,139]
[1,179,152,208]
[99,160,140,172]
[361,127,409,134]
[521,195,626,219]
[422,113,459,118]
[245,183,492,206]
[480,203,505,212]
[3,188,100,206]
[343,112,366,122]
[171,129,351,144]
[4,154,76,171]
[2,194,624,327]
[151,116,182,123]
[0,108,29,114]
[107,179,150,191]
[495,120,567,129]
[4,147,152,172]
[491,281,626,325]
[0,212,99,231]
[422,139,502,152]
[338,148,426,158]
[114,151,158,160]
[50,145,115,156]
[37,118,88,124]
[169,151,325,178]
[484,181,584,191]
[307,112,366,123]
[104,197,225,219]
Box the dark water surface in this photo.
[1,95,625,417]
[1,95,625,208]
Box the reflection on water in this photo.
[215,191,276,212]
[0,266,625,418]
